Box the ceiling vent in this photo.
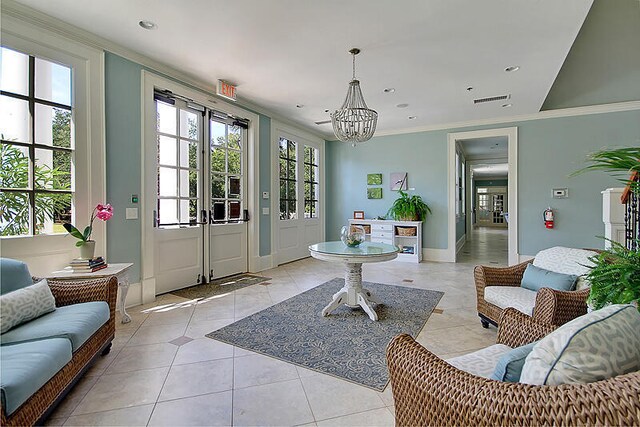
[473,94,511,104]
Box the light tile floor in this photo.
[46,228,507,426]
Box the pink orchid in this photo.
[63,202,115,244]
[96,210,113,221]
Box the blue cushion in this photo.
[520,264,578,292]
[491,341,537,382]
[0,301,109,352]
[0,258,33,295]
[0,338,72,415]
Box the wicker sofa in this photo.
[0,259,117,426]
[386,308,640,426]
[475,246,597,327]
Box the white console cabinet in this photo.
[348,219,423,263]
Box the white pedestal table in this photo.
[308,241,398,321]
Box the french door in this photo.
[153,95,248,294]
[476,187,508,228]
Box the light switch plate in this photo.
[262,207,269,215]
[552,188,568,198]
[125,208,139,219]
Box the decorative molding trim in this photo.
[373,100,640,138]
[0,0,328,141]
[456,235,466,254]
[251,255,274,273]
[422,248,454,263]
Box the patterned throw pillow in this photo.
[520,304,640,385]
[0,279,56,334]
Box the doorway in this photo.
[447,128,518,265]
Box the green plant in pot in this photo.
[387,190,431,221]
[586,240,640,311]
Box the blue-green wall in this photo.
[326,109,640,256]
[104,52,274,282]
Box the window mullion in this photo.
[28,55,36,235]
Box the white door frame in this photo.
[447,127,518,265]
[270,120,325,265]
[141,71,260,303]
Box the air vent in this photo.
[473,94,511,104]
[314,120,331,125]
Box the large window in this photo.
[0,47,73,236]
[279,137,297,220]
[303,146,319,218]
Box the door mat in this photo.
[170,274,271,300]
[206,278,443,391]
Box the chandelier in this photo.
[331,48,378,146]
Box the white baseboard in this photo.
[518,254,534,263]
[456,235,466,254]
[121,281,142,308]
[422,248,455,262]
[251,255,273,272]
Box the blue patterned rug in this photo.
[206,278,443,391]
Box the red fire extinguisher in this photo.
[544,207,554,229]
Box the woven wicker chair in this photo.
[386,308,640,426]
[1,276,117,427]
[475,259,590,328]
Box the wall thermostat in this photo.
[552,188,568,199]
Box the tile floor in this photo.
[46,227,507,426]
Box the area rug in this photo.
[206,278,443,391]
[171,273,271,300]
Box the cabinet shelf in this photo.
[348,219,422,263]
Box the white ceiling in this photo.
[11,0,593,139]
[471,163,509,178]
[459,136,508,160]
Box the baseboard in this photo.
[251,255,273,273]
[121,281,142,308]
[456,235,466,254]
[518,254,534,263]
[422,248,455,262]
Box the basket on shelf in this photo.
[396,226,416,236]
[352,224,371,234]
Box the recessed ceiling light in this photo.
[466,86,474,91]
[396,103,409,108]
[504,65,520,72]
[502,103,513,108]
[383,88,395,93]
[296,104,304,108]
[139,20,157,30]
[408,116,417,120]
[324,109,330,113]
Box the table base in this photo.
[321,262,380,321]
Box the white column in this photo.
[602,188,626,248]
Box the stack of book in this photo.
[68,257,107,273]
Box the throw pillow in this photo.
[0,279,56,334]
[520,304,640,385]
[491,341,537,382]
[520,264,578,292]
[0,258,34,295]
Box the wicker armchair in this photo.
[386,308,640,426]
[475,259,590,328]
[1,276,117,427]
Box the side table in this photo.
[45,263,134,324]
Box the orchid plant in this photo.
[63,203,113,246]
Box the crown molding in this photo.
[372,100,640,138]
[1,0,328,141]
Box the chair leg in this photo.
[480,319,490,329]
[101,342,112,356]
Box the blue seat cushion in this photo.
[0,258,33,295]
[0,301,110,352]
[491,341,537,382]
[0,338,72,416]
[520,264,578,292]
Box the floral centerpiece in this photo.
[63,203,113,259]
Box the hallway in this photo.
[457,226,509,266]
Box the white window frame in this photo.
[0,13,105,276]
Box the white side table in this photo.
[45,263,134,324]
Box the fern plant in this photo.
[571,147,640,193]
[586,240,640,311]
[387,190,431,221]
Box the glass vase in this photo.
[340,225,365,247]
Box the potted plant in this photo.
[586,240,640,310]
[63,203,113,259]
[387,190,431,221]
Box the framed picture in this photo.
[367,173,382,185]
[367,188,382,199]
[390,172,408,191]
[353,210,365,219]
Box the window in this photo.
[455,150,465,216]
[303,146,319,218]
[156,100,201,226]
[279,137,297,220]
[0,47,73,236]
[210,116,243,222]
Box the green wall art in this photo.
[367,173,382,185]
[367,188,383,199]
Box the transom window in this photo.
[0,47,73,236]
[279,138,297,220]
[303,146,319,218]
[210,117,244,222]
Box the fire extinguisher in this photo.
[543,207,554,229]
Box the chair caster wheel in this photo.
[481,319,490,329]
[101,343,112,356]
